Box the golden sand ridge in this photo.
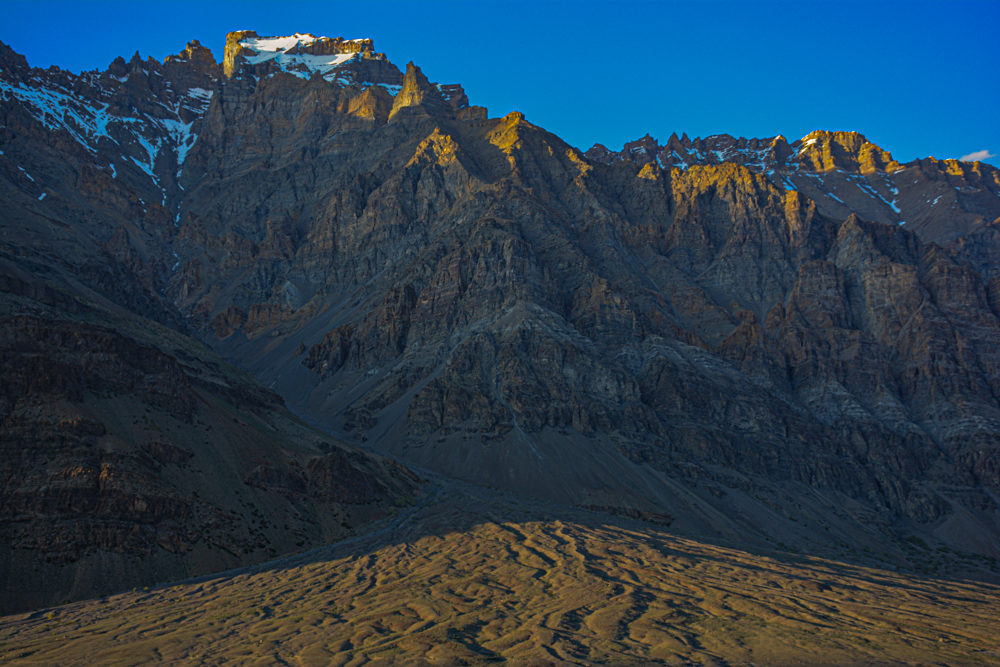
[2,482,998,667]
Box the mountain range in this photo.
[2,30,1000,617]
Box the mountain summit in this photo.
[223,30,382,80]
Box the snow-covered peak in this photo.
[234,32,371,81]
[241,33,318,57]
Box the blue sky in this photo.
[2,0,998,165]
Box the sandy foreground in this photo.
[2,482,998,667]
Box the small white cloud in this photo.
[960,149,997,162]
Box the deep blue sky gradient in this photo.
[2,0,998,165]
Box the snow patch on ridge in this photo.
[848,174,901,214]
[162,115,196,169]
[184,87,214,114]
[241,33,360,81]
[0,80,115,153]
[1,72,215,192]
[242,34,317,56]
[797,137,818,154]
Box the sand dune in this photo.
[2,484,998,666]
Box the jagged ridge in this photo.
[587,130,1000,244]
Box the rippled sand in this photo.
[2,484,998,666]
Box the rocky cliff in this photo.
[3,31,1000,611]
[0,284,419,614]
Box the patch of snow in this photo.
[796,137,818,154]
[743,147,771,172]
[0,79,116,154]
[161,117,196,166]
[186,87,214,102]
[852,176,901,212]
[667,151,689,170]
[2,74,211,202]
[241,33,358,80]
[38,192,46,200]
[92,103,112,137]
[17,166,33,181]
[376,83,401,95]
[129,132,159,179]
[242,33,319,55]
[183,87,214,113]
[899,221,906,226]
[931,195,942,206]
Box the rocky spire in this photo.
[388,62,447,120]
[223,30,259,79]
[163,39,221,94]
[165,39,218,68]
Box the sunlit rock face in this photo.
[3,30,1000,615]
